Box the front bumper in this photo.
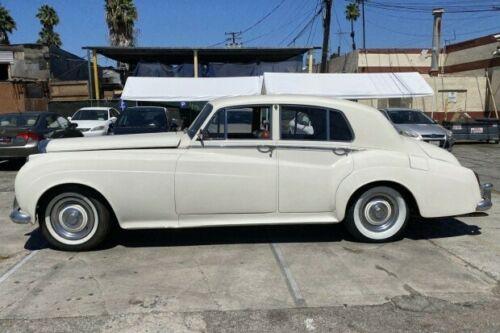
[476,183,493,212]
[9,198,32,224]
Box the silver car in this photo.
[380,108,454,151]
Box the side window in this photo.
[329,110,353,141]
[204,105,272,140]
[46,115,61,129]
[280,106,327,141]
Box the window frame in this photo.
[202,104,273,141]
[278,104,355,143]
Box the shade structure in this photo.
[122,76,263,102]
[263,72,434,99]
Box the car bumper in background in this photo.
[0,141,38,159]
[476,183,493,212]
[10,198,32,224]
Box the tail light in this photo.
[16,132,41,142]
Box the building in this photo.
[0,44,90,114]
[329,33,500,120]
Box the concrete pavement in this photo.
[0,143,499,332]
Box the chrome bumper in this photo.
[9,198,32,224]
[476,183,493,212]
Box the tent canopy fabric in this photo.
[263,72,433,99]
[121,72,433,102]
[121,76,263,102]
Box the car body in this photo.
[380,108,454,151]
[69,107,119,136]
[0,112,83,161]
[111,106,177,135]
[10,95,492,251]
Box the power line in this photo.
[241,0,287,34]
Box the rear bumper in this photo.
[10,198,32,224]
[0,142,38,159]
[476,183,493,212]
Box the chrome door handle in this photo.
[332,147,351,156]
[257,145,275,157]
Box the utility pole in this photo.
[334,31,348,56]
[360,0,366,49]
[430,8,444,76]
[320,0,333,73]
[225,31,242,48]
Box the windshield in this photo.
[0,114,39,127]
[187,103,213,138]
[387,110,434,125]
[72,109,109,121]
[117,108,167,128]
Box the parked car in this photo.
[10,96,492,251]
[110,106,177,135]
[380,108,454,151]
[0,111,82,161]
[69,107,119,136]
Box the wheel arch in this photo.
[35,183,118,226]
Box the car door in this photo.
[175,105,277,218]
[277,105,355,213]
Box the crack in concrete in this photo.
[375,265,398,279]
[76,255,110,316]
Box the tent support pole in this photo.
[308,50,313,73]
[92,50,100,101]
[193,50,199,78]
[486,74,499,119]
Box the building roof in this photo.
[82,46,317,64]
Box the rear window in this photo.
[72,110,109,121]
[117,109,167,128]
[0,114,39,127]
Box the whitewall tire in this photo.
[40,189,111,251]
[345,186,410,242]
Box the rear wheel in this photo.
[40,189,111,251]
[345,186,410,242]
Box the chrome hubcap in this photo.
[48,194,96,241]
[359,194,399,232]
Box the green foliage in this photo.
[0,5,16,45]
[345,2,360,50]
[105,0,138,47]
[36,4,61,47]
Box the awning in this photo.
[263,72,434,99]
[121,76,263,102]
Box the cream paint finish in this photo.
[175,140,277,216]
[13,95,485,230]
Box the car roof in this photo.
[384,108,422,112]
[77,107,112,111]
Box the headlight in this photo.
[91,126,105,131]
[401,129,423,140]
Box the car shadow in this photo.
[24,216,481,251]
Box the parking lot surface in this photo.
[0,144,499,332]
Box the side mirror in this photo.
[110,117,117,123]
[69,122,78,129]
[67,116,72,121]
[197,129,209,147]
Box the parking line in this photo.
[270,243,307,307]
[0,251,39,285]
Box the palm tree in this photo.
[105,0,138,47]
[36,5,61,47]
[345,2,360,51]
[0,5,16,45]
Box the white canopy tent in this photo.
[121,72,433,102]
[121,76,263,102]
[262,72,434,99]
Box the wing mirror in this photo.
[110,116,117,123]
[197,129,209,147]
[69,122,78,129]
[67,116,72,121]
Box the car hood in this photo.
[71,120,108,128]
[45,132,183,153]
[394,123,447,136]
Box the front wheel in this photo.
[40,189,111,251]
[345,186,410,242]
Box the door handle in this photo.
[257,145,275,157]
[332,147,351,156]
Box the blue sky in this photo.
[2,0,499,63]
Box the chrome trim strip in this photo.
[189,143,362,153]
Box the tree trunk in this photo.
[350,20,356,50]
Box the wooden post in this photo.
[92,50,100,100]
[308,50,313,73]
[193,50,199,78]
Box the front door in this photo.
[175,105,277,217]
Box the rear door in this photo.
[277,105,355,213]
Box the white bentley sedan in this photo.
[10,95,492,251]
